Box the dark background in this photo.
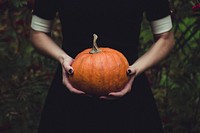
[0,0,199,133]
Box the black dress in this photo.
[33,0,171,132]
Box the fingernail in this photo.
[127,69,132,75]
[68,69,73,75]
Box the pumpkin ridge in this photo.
[111,52,120,85]
[84,55,94,93]
[96,52,105,92]
[73,54,90,91]
[101,51,114,93]
[76,56,86,89]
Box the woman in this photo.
[30,0,174,132]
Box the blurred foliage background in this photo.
[0,0,199,133]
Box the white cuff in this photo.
[31,15,53,33]
[150,15,172,34]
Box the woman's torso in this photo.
[57,0,144,63]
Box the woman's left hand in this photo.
[99,65,137,100]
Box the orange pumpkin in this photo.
[68,34,130,96]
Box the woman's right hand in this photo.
[61,56,86,95]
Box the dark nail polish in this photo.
[127,69,132,75]
[68,69,73,75]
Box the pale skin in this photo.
[30,29,174,100]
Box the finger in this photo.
[109,77,134,97]
[108,89,128,97]
[99,92,128,100]
[62,71,85,95]
[127,68,136,76]
[66,82,85,94]
[65,78,85,95]
[102,75,135,99]
[67,68,74,75]
[64,66,74,75]
[69,87,85,95]
[62,60,74,74]
[99,95,118,100]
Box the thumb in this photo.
[127,68,136,76]
[63,63,74,75]
[67,67,74,75]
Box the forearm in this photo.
[30,30,71,64]
[132,31,174,76]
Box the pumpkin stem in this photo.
[89,34,102,54]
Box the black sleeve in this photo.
[144,0,171,21]
[32,0,58,20]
